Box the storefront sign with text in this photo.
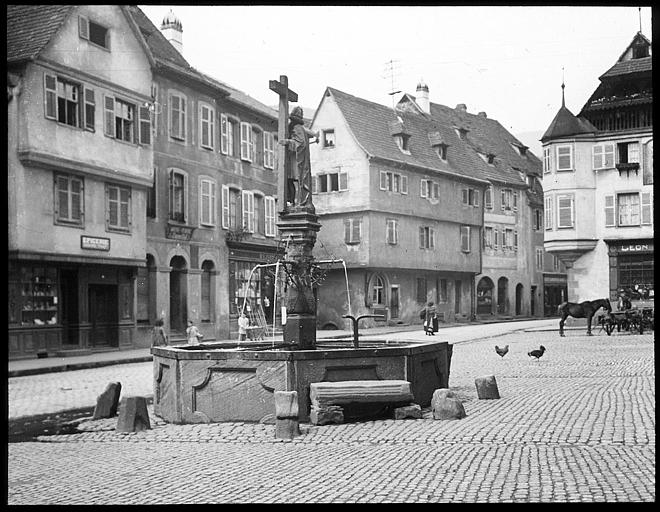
[81,236,111,251]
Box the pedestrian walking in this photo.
[238,312,249,341]
[151,317,168,347]
[186,320,203,346]
[423,301,437,335]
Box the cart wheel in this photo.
[604,322,613,336]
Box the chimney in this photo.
[455,104,467,113]
[478,112,487,118]
[161,9,183,55]
[416,79,430,113]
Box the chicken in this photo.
[528,345,546,360]
[495,345,509,358]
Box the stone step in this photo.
[310,380,413,406]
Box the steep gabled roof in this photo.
[541,104,597,142]
[326,87,488,184]
[7,5,75,64]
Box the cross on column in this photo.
[269,75,298,212]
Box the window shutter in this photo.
[221,185,229,228]
[339,172,348,191]
[44,74,57,120]
[514,230,518,250]
[248,192,255,232]
[265,196,275,236]
[473,190,479,207]
[401,175,408,194]
[378,171,387,190]
[139,106,151,145]
[183,173,188,223]
[242,190,249,230]
[419,227,424,248]
[604,144,614,168]
[240,122,250,160]
[604,195,615,227]
[220,114,228,154]
[494,228,499,249]
[501,189,506,210]
[430,228,435,249]
[641,193,651,225]
[104,95,115,137]
[461,188,468,204]
[78,16,89,40]
[344,219,351,243]
[513,190,518,211]
[593,145,603,169]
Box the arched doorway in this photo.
[169,256,187,333]
[497,277,509,315]
[477,277,495,315]
[515,283,524,316]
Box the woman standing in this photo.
[424,302,437,336]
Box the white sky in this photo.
[139,5,652,156]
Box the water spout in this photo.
[342,314,385,348]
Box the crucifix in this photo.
[269,75,298,213]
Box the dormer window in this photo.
[389,119,411,155]
[478,152,495,165]
[428,132,448,161]
[454,127,469,140]
[436,144,447,160]
[394,134,411,154]
[511,142,528,156]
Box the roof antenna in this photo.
[561,67,565,108]
[383,59,402,110]
[638,7,642,33]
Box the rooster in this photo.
[528,345,546,360]
[495,345,509,358]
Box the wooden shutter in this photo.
[461,188,468,204]
[545,196,553,230]
[401,175,408,194]
[460,226,469,252]
[104,95,115,137]
[604,195,615,227]
[221,185,229,229]
[84,87,95,131]
[78,16,89,40]
[501,189,506,210]
[339,172,348,191]
[430,228,435,249]
[240,122,250,160]
[494,228,499,249]
[558,196,573,227]
[265,196,275,236]
[593,145,603,169]
[473,190,479,207]
[220,114,228,154]
[344,219,351,243]
[44,73,57,119]
[513,190,518,211]
[139,106,151,145]
[641,193,652,225]
[419,227,424,248]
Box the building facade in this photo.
[8,5,154,359]
[542,32,653,305]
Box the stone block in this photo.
[394,403,422,420]
[93,381,122,419]
[431,388,466,420]
[116,396,151,433]
[274,391,299,419]
[309,380,413,407]
[309,405,344,426]
[275,418,301,439]
[475,375,500,399]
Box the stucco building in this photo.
[542,32,653,304]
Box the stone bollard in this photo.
[394,403,422,420]
[431,388,466,420]
[475,375,500,399]
[93,381,122,419]
[116,396,151,433]
[274,391,301,439]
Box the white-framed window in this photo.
[556,145,573,171]
[460,225,471,253]
[265,196,276,236]
[254,194,264,234]
[54,174,84,225]
[386,218,398,245]
[419,226,435,249]
[106,183,131,232]
[199,103,215,150]
[593,143,615,170]
[500,188,517,211]
[240,122,253,161]
[344,218,361,244]
[543,147,551,174]
[462,188,479,206]
[169,91,186,141]
[422,179,440,200]
[536,248,544,270]
[379,171,407,194]
[221,185,241,230]
[263,132,275,169]
[617,142,640,164]
[493,228,499,249]
[78,15,110,50]
[242,190,255,232]
[252,126,262,164]
[104,96,138,143]
[169,169,188,223]
[545,196,553,230]
[484,187,493,209]
[199,178,217,227]
[484,226,493,249]
[616,192,641,226]
[323,129,335,148]
[316,170,348,193]
[557,194,575,228]
[44,74,82,127]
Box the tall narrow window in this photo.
[114,98,135,142]
[229,188,239,229]
[557,195,575,228]
[386,219,398,245]
[199,178,217,227]
[199,103,215,150]
[106,184,131,231]
[169,170,186,222]
[169,92,186,141]
[220,114,229,154]
[556,145,573,171]
[265,196,276,236]
[545,196,553,230]
[54,174,84,225]
[254,195,265,234]
[263,132,275,169]
[139,105,151,145]
[242,190,255,232]
[617,193,640,226]
[344,218,361,244]
[484,187,493,209]
[240,122,253,161]
[147,169,156,219]
[372,276,384,305]
[201,261,213,322]
[460,226,471,252]
[84,88,95,131]
[543,147,551,173]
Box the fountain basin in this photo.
[151,339,452,423]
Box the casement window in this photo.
[484,187,493,209]
[460,226,471,252]
[536,248,544,270]
[556,145,573,171]
[84,88,95,131]
[616,192,641,226]
[323,129,335,148]
[553,255,560,271]
[44,74,80,127]
[240,122,254,161]
[242,190,255,232]
[147,169,156,219]
[503,228,516,250]
[422,179,440,200]
[534,209,543,231]
[500,188,517,211]
[545,196,553,230]
[543,147,551,173]
[316,170,348,193]
[254,194,265,234]
[106,184,131,231]
[419,226,435,249]
[593,143,615,169]
[169,92,186,141]
[103,94,146,144]
[168,169,187,223]
[54,174,84,225]
[265,196,276,236]
[263,132,275,169]
[462,188,479,206]
[484,226,493,249]
[372,275,385,305]
[221,186,243,230]
[344,218,361,244]
[386,218,398,245]
[617,142,640,164]
[199,103,215,150]
[199,178,217,227]
[79,15,110,50]
[556,194,575,228]
[380,171,408,194]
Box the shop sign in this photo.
[166,225,195,241]
[619,243,653,253]
[81,236,110,251]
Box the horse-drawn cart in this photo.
[598,305,654,335]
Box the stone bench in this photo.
[309,380,416,425]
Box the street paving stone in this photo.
[7,327,655,504]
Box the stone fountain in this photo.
[151,76,452,424]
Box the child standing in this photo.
[238,312,249,341]
[186,320,203,346]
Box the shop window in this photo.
[14,266,59,326]
[230,260,261,315]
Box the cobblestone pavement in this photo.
[8,328,655,504]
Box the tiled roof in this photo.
[427,102,541,185]
[327,87,488,184]
[541,105,596,142]
[7,5,74,64]
[600,56,652,79]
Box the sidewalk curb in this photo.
[9,356,154,378]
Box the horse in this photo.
[558,298,612,337]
